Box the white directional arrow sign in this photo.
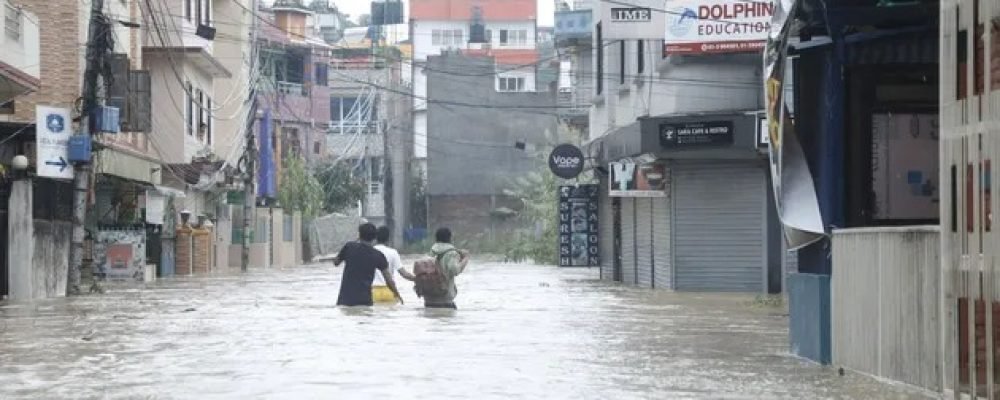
[35,105,73,180]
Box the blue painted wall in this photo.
[788,273,831,364]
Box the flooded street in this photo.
[0,261,930,399]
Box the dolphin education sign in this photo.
[664,0,774,54]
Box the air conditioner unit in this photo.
[196,25,216,40]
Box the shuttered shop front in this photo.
[635,198,654,288]
[599,179,615,281]
[652,194,671,289]
[620,198,636,285]
[673,162,766,292]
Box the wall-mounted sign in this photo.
[548,143,585,179]
[659,121,734,148]
[611,7,652,22]
[758,117,769,146]
[35,105,74,180]
[601,0,667,40]
[559,185,599,267]
[663,0,774,55]
[610,161,668,197]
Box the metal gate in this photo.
[621,198,636,285]
[673,162,767,291]
[636,198,653,288]
[653,194,671,289]
[612,197,623,282]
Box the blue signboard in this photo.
[257,108,277,199]
[554,10,593,40]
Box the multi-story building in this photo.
[585,3,793,293]
[553,2,592,141]
[409,0,540,175]
[1,0,160,298]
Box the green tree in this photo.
[314,160,367,213]
[503,168,560,265]
[278,157,325,219]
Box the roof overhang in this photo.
[0,60,40,104]
[142,46,232,78]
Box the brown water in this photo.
[0,262,931,399]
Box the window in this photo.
[499,29,509,45]
[619,40,626,85]
[596,23,603,95]
[185,82,193,136]
[314,141,321,155]
[432,29,464,46]
[196,88,205,141]
[185,0,192,21]
[331,96,359,125]
[5,4,20,41]
[498,77,525,92]
[485,29,492,43]
[637,40,644,74]
[517,30,527,45]
[206,97,213,145]
[315,63,329,86]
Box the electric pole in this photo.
[242,0,260,273]
[70,0,109,295]
[242,98,257,273]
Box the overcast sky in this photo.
[328,0,556,27]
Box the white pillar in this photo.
[8,179,33,301]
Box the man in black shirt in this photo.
[334,223,403,306]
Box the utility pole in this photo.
[242,0,260,273]
[242,99,258,273]
[70,0,109,295]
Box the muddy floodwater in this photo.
[0,261,931,399]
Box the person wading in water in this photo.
[333,223,403,306]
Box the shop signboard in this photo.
[601,0,667,40]
[659,120,734,148]
[663,0,774,55]
[609,161,668,197]
[548,143,586,179]
[559,185,599,267]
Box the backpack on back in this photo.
[413,250,456,298]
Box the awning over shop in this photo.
[95,147,162,186]
[583,111,762,166]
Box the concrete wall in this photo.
[831,226,941,391]
[428,194,522,244]
[426,54,555,196]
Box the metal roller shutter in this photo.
[674,162,767,292]
[599,180,615,281]
[636,198,653,288]
[620,197,636,285]
[653,194,672,290]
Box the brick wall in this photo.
[11,1,82,123]
[428,194,525,243]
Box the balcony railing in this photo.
[557,90,589,116]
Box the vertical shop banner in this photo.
[257,108,277,199]
[559,185,600,267]
[763,0,824,250]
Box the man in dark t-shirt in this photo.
[334,223,403,306]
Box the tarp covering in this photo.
[763,0,825,250]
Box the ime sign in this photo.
[610,7,652,22]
